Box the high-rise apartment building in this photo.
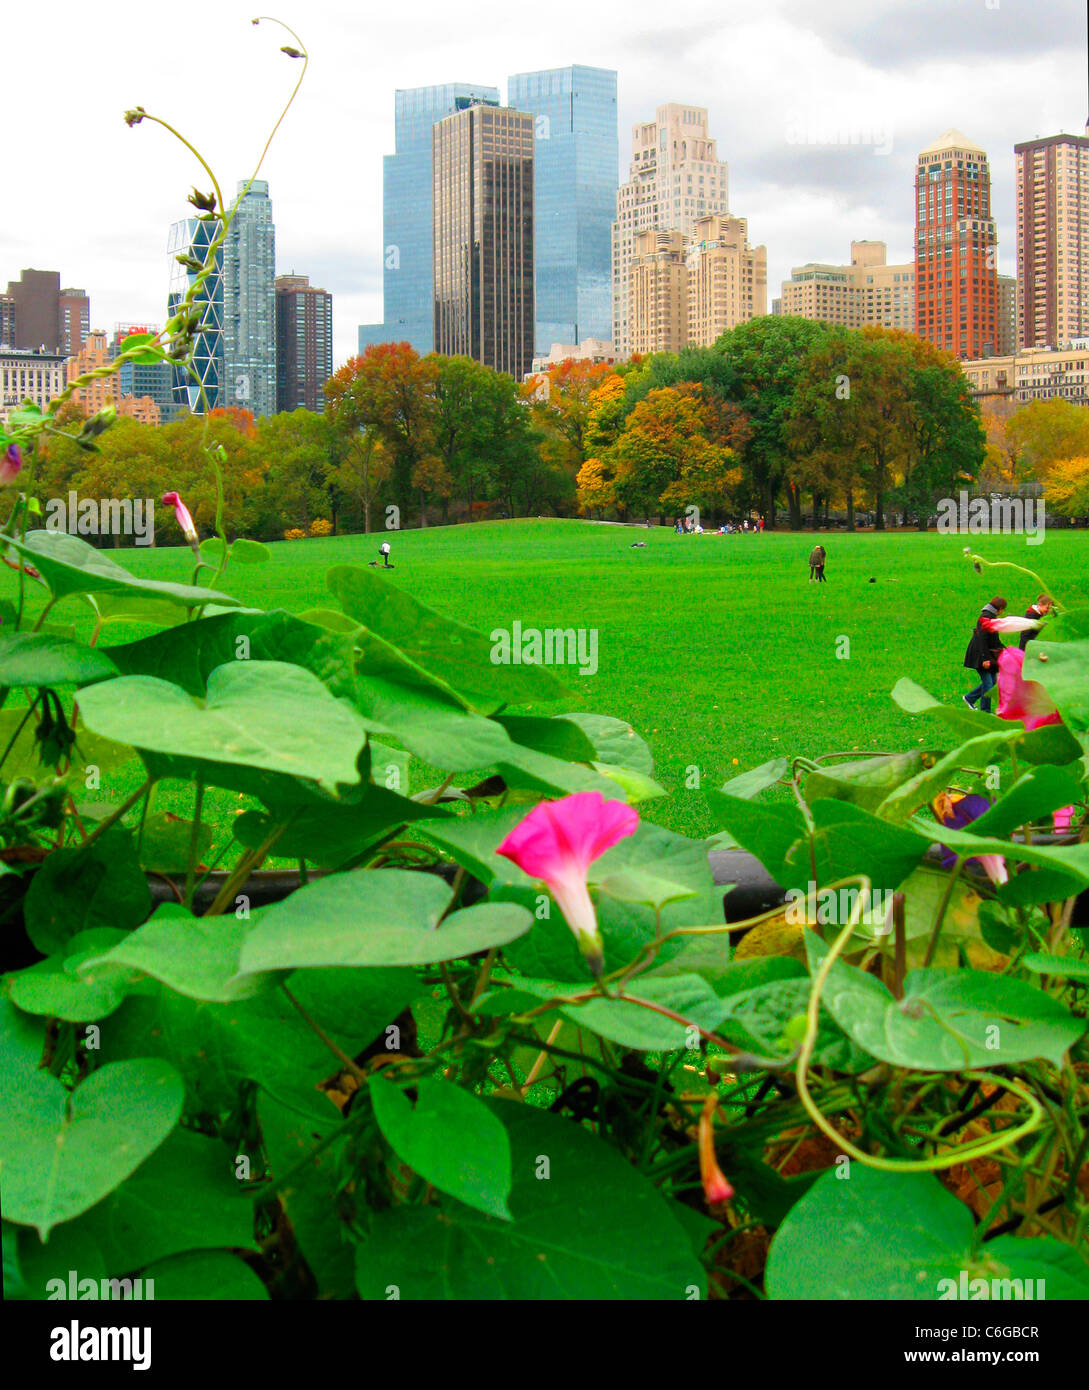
[275,274,333,412]
[507,65,617,351]
[433,102,535,379]
[627,215,765,355]
[686,215,766,345]
[914,130,998,360]
[59,289,90,356]
[167,217,224,413]
[780,241,914,329]
[612,105,730,358]
[630,230,687,355]
[109,324,178,422]
[0,295,15,348]
[1014,127,1089,349]
[3,270,89,354]
[67,331,162,425]
[360,83,501,356]
[997,274,1017,355]
[222,180,277,418]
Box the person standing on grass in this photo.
[1018,594,1053,650]
[809,544,826,582]
[379,540,392,568]
[963,596,1007,711]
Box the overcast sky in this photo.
[6,0,1086,367]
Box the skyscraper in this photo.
[0,295,15,349]
[433,102,535,379]
[914,130,998,360]
[359,83,501,355]
[612,105,730,358]
[629,230,687,356]
[506,65,618,352]
[167,216,224,413]
[67,332,162,425]
[3,270,89,354]
[58,289,90,356]
[109,324,178,422]
[997,274,1017,356]
[222,180,277,418]
[275,274,333,412]
[686,214,766,345]
[1014,127,1089,349]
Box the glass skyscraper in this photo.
[167,217,223,413]
[433,104,535,379]
[222,180,277,417]
[359,83,500,356]
[507,66,618,352]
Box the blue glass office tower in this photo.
[506,66,618,352]
[223,180,277,418]
[167,217,223,413]
[359,83,500,356]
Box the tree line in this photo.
[22,320,1089,543]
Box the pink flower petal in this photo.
[496,792,638,970]
[996,647,1061,732]
[981,616,1040,633]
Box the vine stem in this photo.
[922,858,964,967]
[281,984,367,1086]
[183,778,205,909]
[795,876,1046,1172]
[83,779,154,845]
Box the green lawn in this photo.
[10,520,1088,842]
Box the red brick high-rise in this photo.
[914,130,998,359]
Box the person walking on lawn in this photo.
[963,596,1007,712]
[1018,594,1053,650]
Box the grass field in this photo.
[10,520,1089,842]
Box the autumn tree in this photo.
[324,343,438,520]
[1044,456,1089,517]
[612,385,738,520]
[525,358,614,477]
[324,424,391,533]
[1005,399,1089,481]
[576,457,616,516]
[702,317,831,527]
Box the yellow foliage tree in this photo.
[1044,456,1089,516]
[576,457,616,515]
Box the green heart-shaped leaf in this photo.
[0,1059,183,1237]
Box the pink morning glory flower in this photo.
[496,791,638,976]
[699,1096,734,1206]
[161,490,199,552]
[980,615,1042,635]
[996,646,1062,732]
[1,443,22,485]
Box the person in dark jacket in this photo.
[963,597,1007,711]
[1018,594,1053,650]
[809,544,826,582]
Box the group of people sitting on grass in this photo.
[673,516,765,534]
[963,593,1053,712]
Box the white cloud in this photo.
[7,0,1084,368]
